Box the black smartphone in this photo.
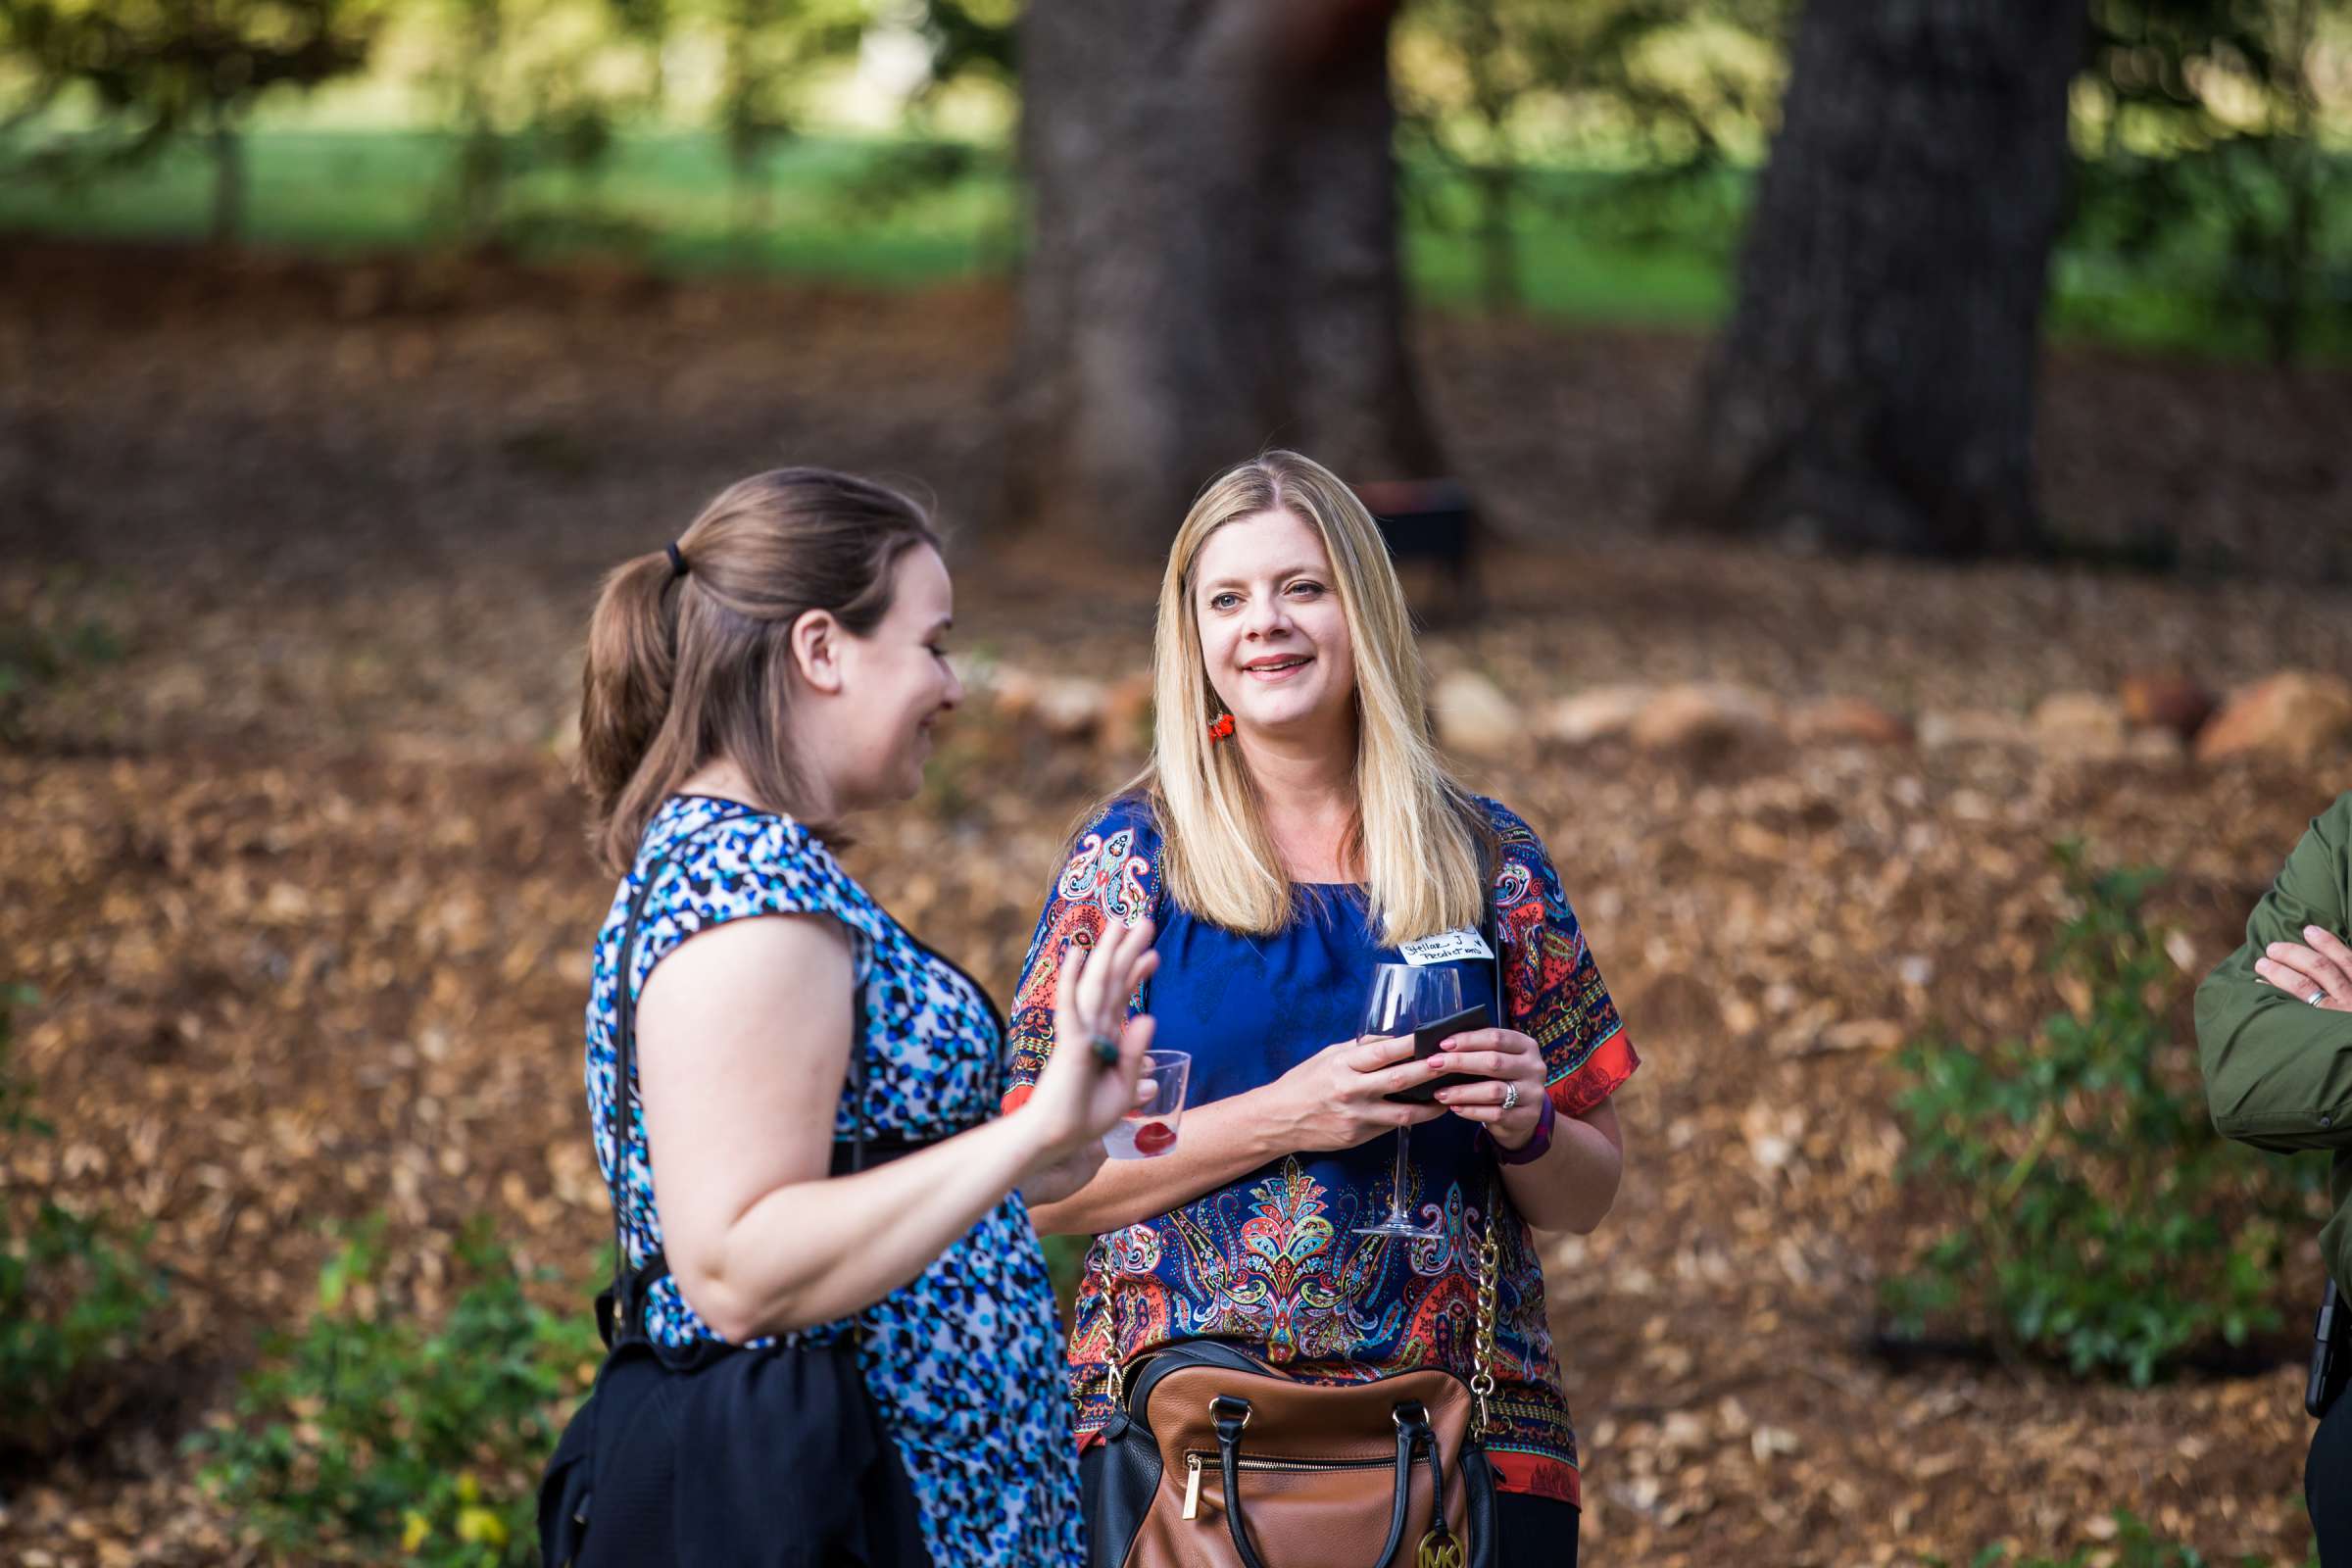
[2309,1278,2349,1419]
[1382,1002,1492,1105]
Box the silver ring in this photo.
[1499,1081,1520,1112]
[1089,1033,1121,1067]
[2312,990,2329,1008]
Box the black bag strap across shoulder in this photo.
[598,810,872,1348]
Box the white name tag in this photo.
[1396,927,1494,966]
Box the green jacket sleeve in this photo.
[2196,792,2352,1152]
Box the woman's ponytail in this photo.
[578,549,684,869]
[576,468,942,875]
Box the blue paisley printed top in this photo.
[584,794,1087,1567]
[1003,796,1638,1509]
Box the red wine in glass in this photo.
[1351,963,1461,1241]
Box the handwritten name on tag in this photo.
[1396,927,1494,966]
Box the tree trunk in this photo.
[457,127,504,250]
[454,0,506,250]
[1463,4,1517,318]
[1673,0,2086,557]
[2269,0,2320,368]
[208,119,244,248]
[722,0,766,240]
[1474,163,1517,315]
[729,157,773,242]
[1007,0,1444,551]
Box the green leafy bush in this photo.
[196,1219,601,1566]
[1886,844,2318,1386]
[0,982,168,1455]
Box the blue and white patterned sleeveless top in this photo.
[583,794,1086,1567]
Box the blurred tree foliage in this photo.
[2076,0,2352,363]
[709,0,865,237]
[3,0,2341,352]
[0,0,379,242]
[1396,0,2348,353]
[906,0,1012,91]
[1394,0,1790,311]
[0,0,2344,437]
[425,0,643,250]
[820,0,1012,250]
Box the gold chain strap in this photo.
[1096,1240,1127,1409]
[1414,1190,1500,1568]
[1469,1181,1500,1442]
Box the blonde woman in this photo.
[1003,451,1637,1565]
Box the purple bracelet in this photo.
[1480,1091,1554,1166]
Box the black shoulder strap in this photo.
[601,811,871,1346]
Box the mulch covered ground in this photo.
[5,238,2352,1565]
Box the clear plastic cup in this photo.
[1102,1049,1191,1158]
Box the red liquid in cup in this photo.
[1130,1121,1176,1155]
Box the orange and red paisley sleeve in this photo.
[1486,801,1639,1118]
[1002,803,1159,1113]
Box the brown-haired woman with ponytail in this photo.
[547,467,1155,1567]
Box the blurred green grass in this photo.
[2,126,2342,360]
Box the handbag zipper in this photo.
[1179,1451,1394,1521]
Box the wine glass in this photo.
[1351,963,1460,1242]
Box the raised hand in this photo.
[1023,918,1162,1165]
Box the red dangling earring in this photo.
[1207,712,1236,744]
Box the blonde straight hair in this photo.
[1138,450,1493,945]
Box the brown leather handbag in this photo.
[1085,1188,1503,1568]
